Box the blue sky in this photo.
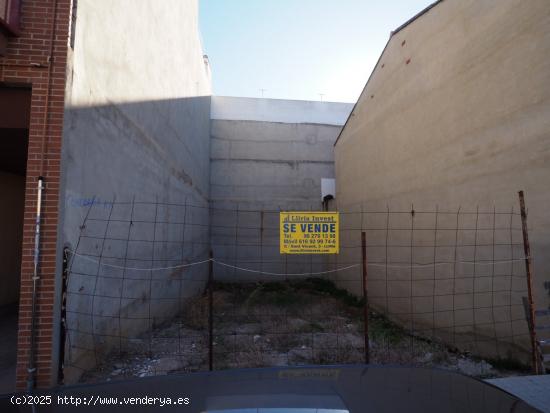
[199,0,435,103]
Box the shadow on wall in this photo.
[58,96,536,381]
[61,95,211,206]
[61,95,212,251]
[63,199,211,384]
[60,96,211,383]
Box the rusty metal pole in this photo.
[208,250,214,371]
[57,247,70,384]
[518,191,541,374]
[361,231,370,364]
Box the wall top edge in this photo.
[211,96,354,126]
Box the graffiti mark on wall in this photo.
[66,195,114,209]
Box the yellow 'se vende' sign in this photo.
[280,212,339,254]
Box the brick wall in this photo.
[0,0,71,389]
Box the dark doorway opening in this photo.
[0,84,31,393]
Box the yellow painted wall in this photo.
[334,0,550,361]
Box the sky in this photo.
[199,0,435,103]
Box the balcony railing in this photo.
[0,0,21,35]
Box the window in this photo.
[0,0,21,35]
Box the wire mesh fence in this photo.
[63,198,211,382]
[62,198,538,384]
[331,205,533,368]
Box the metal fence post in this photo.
[518,191,541,374]
[57,246,69,384]
[361,231,370,364]
[208,250,214,371]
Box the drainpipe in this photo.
[27,176,44,392]
[24,0,59,393]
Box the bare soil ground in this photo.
[80,278,530,383]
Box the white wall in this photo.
[66,0,211,107]
[211,96,353,126]
[59,0,212,382]
[209,97,348,281]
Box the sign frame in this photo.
[280,211,339,254]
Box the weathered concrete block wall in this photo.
[60,0,212,381]
[334,0,550,360]
[210,97,352,281]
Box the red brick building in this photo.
[1,0,216,391]
[1,0,72,390]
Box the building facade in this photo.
[1,0,214,390]
[1,0,72,390]
[1,1,350,390]
[209,96,351,281]
[334,0,550,361]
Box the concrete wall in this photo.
[210,96,352,281]
[59,0,212,381]
[211,96,352,126]
[0,172,24,307]
[334,0,550,360]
